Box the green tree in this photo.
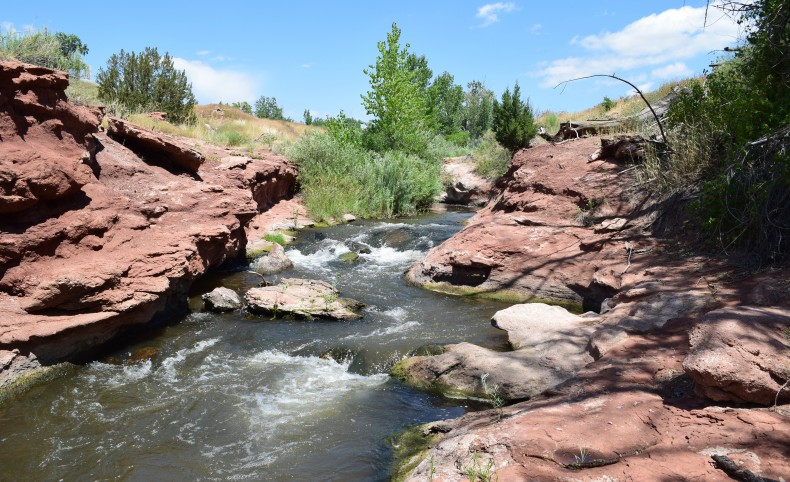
[231,101,252,115]
[303,109,313,125]
[254,96,285,120]
[492,82,537,152]
[427,71,464,137]
[361,22,430,153]
[463,80,495,140]
[96,47,197,123]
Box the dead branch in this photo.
[554,74,668,144]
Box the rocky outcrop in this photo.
[245,278,363,320]
[105,116,205,173]
[0,61,297,386]
[407,137,666,310]
[202,287,242,312]
[400,315,790,481]
[439,156,493,206]
[394,303,597,401]
[683,306,790,405]
[0,61,103,217]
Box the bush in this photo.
[96,47,197,124]
[492,82,537,153]
[643,0,790,263]
[288,133,442,220]
[0,27,89,78]
[472,131,511,180]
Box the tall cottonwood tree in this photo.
[361,23,430,153]
[463,80,495,140]
[96,47,196,123]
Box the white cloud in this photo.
[530,24,543,34]
[196,50,211,56]
[301,63,313,69]
[651,62,692,79]
[172,58,260,104]
[476,2,516,28]
[536,4,742,87]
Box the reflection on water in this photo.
[0,206,510,481]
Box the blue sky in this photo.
[2,1,743,121]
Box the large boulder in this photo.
[683,306,790,405]
[393,303,596,401]
[251,243,293,275]
[202,287,242,312]
[244,278,363,321]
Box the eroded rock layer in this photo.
[0,61,297,385]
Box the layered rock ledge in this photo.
[406,137,664,310]
[0,61,297,386]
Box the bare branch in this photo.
[553,74,668,144]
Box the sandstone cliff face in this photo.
[0,61,296,385]
[407,137,661,310]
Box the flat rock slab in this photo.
[491,302,597,350]
[245,278,362,321]
[395,303,595,401]
[683,305,790,405]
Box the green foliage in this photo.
[361,23,431,154]
[428,71,465,137]
[288,132,442,220]
[303,109,313,125]
[0,27,90,79]
[96,47,197,124]
[463,81,495,140]
[649,0,790,263]
[492,82,537,153]
[325,110,365,148]
[263,233,287,245]
[463,453,497,482]
[538,111,560,134]
[601,96,615,111]
[231,101,252,115]
[472,131,511,180]
[254,96,285,120]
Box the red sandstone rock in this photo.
[244,278,363,320]
[403,319,790,481]
[105,116,205,173]
[683,306,790,405]
[0,61,297,385]
[406,138,662,309]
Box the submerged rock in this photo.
[683,306,790,405]
[244,278,363,321]
[202,287,242,312]
[251,243,293,275]
[339,252,366,265]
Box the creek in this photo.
[0,206,511,481]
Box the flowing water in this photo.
[0,206,511,481]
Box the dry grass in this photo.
[125,104,323,154]
[536,77,702,130]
